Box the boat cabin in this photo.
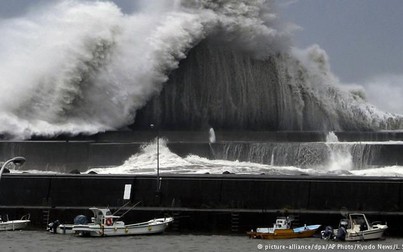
[275,217,291,229]
[89,208,120,226]
[348,213,369,232]
[256,216,292,233]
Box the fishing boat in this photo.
[247,216,320,239]
[47,220,74,234]
[72,207,173,237]
[322,213,388,241]
[0,214,30,231]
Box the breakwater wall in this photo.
[1,130,403,172]
[0,174,402,235]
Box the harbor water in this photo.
[0,231,402,252]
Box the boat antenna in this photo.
[287,215,295,222]
[112,201,132,216]
[119,201,142,219]
[340,207,349,217]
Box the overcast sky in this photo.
[1,0,402,114]
[279,0,403,83]
[278,0,403,113]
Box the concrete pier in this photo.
[0,173,402,235]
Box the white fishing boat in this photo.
[0,214,30,231]
[322,213,387,241]
[72,207,173,237]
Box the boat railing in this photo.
[371,221,382,226]
[0,214,8,222]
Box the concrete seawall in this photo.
[0,141,213,172]
[1,141,403,172]
[0,174,402,234]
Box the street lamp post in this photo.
[0,157,26,181]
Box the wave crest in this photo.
[0,0,401,138]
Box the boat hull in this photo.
[53,224,75,234]
[0,220,30,231]
[247,225,320,239]
[345,226,387,241]
[332,215,388,242]
[73,218,173,237]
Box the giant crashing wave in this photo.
[134,39,402,131]
[0,0,401,139]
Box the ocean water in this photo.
[0,231,401,252]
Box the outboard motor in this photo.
[336,219,348,241]
[47,220,60,234]
[74,215,88,225]
[321,226,334,240]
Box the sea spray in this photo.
[209,128,216,143]
[85,137,398,176]
[325,132,354,172]
[87,138,313,175]
[324,131,381,171]
[135,38,403,131]
[0,0,402,139]
[208,127,216,157]
[0,0,291,138]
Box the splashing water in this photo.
[88,138,314,175]
[325,131,353,172]
[209,128,216,143]
[326,131,339,142]
[85,138,403,177]
[0,0,290,138]
[0,0,401,139]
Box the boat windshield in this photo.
[350,215,368,231]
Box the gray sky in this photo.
[1,0,402,113]
[278,0,403,84]
[277,0,403,114]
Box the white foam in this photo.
[86,138,402,177]
[350,166,403,177]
